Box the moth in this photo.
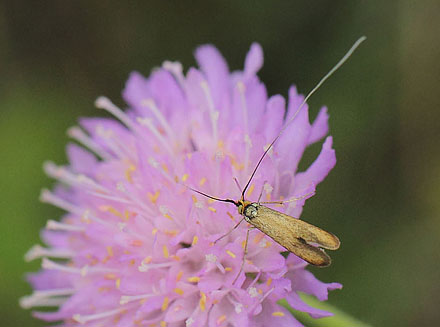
[190,37,365,269]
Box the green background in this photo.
[1,1,439,327]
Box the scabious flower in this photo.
[21,43,341,327]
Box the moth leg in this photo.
[232,227,254,284]
[214,217,245,244]
[257,181,268,203]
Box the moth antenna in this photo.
[185,185,237,206]
[241,36,366,199]
[260,190,315,205]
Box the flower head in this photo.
[22,43,341,326]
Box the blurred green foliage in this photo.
[1,1,439,327]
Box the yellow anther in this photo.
[192,235,199,246]
[227,212,235,221]
[152,228,158,235]
[226,250,236,258]
[187,276,200,283]
[266,278,273,286]
[199,292,207,312]
[253,233,264,244]
[163,245,169,259]
[208,207,217,213]
[174,288,184,295]
[182,174,189,182]
[171,255,180,261]
[106,246,114,257]
[246,184,255,197]
[143,256,152,264]
[176,270,183,281]
[217,315,227,325]
[199,177,207,186]
[147,191,160,204]
[163,214,173,220]
[225,267,232,272]
[104,273,117,280]
[161,163,169,173]
[125,164,136,183]
[192,195,198,203]
[161,297,169,311]
[160,321,167,327]
[131,240,143,247]
[115,278,121,289]
[272,311,285,317]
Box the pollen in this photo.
[216,315,227,325]
[163,213,173,220]
[174,288,184,295]
[147,191,160,204]
[181,174,189,182]
[125,164,136,183]
[253,233,264,244]
[199,292,207,312]
[161,297,169,311]
[199,177,207,186]
[226,250,236,258]
[162,245,169,258]
[131,240,143,247]
[187,276,200,283]
[192,235,199,246]
[106,246,114,257]
[272,311,285,317]
[143,256,152,264]
[246,183,255,197]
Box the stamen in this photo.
[162,61,186,88]
[40,189,82,215]
[141,98,174,138]
[25,244,74,262]
[138,261,176,272]
[136,117,173,154]
[226,250,236,258]
[174,288,184,295]
[192,235,199,246]
[95,96,137,132]
[19,288,75,309]
[199,292,207,312]
[67,126,113,161]
[187,276,200,283]
[161,296,170,311]
[216,315,227,325]
[200,81,219,142]
[73,307,125,325]
[46,220,85,232]
[42,258,117,276]
[272,311,285,317]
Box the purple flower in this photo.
[21,43,341,327]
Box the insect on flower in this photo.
[188,36,366,277]
[21,37,365,327]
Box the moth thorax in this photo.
[243,203,258,220]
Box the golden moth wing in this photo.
[247,205,339,266]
